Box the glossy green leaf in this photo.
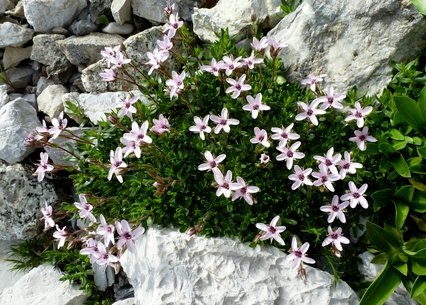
[411,190,426,213]
[412,249,426,276]
[390,153,411,178]
[394,185,415,202]
[378,142,397,157]
[371,252,388,264]
[412,276,426,298]
[412,0,426,16]
[393,262,408,276]
[367,222,402,253]
[409,179,426,192]
[371,189,394,212]
[392,140,407,150]
[418,146,426,159]
[359,263,401,305]
[390,129,405,141]
[394,96,424,131]
[394,201,409,229]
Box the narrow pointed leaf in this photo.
[394,96,424,131]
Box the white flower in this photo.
[315,87,345,110]
[340,181,369,209]
[322,226,350,252]
[260,153,270,164]
[198,151,226,174]
[345,101,373,128]
[225,74,252,99]
[214,170,239,198]
[271,123,300,148]
[250,127,270,148]
[276,141,305,170]
[288,165,313,190]
[285,237,315,270]
[232,177,260,205]
[311,164,340,192]
[295,100,326,126]
[337,151,363,179]
[242,93,270,119]
[320,195,350,223]
[313,147,342,176]
[210,108,240,134]
[189,115,211,140]
[256,215,286,245]
[349,127,377,151]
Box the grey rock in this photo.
[0,98,40,164]
[0,161,58,240]
[112,299,135,305]
[121,228,359,305]
[0,22,33,48]
[44,127,85,166]
[5,66,34,89]
[0,85,9,109]
[51,26,70,35]
[36,76,55,96]
[111,0,132,25]
[268,0,426,96]
[88,0,113,23]
[69,19,98,36]
[22,0,87,33]
[37,84,68,118]
[0,240,26,293]
[31,34,66,66]
[132,0,207,23]
[102,22,133,35]
[46,58,76,84]
[58,33,125,67]
[0,264,86,304]
[0,0,12,14]
[93,263,115,291]
[192,0,283,43]
[5,0,24,18]
[22,93,37,109]
[2,46,32,69]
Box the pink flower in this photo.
[80,238,99,264]
[271,123,300,148]
[285,237,315,270]
[74,194,96,223]
[189,115,211,140]
[120,137,139,158]
[311,163,340,192]
[225,74,252,99]
[200,58,220,77]
[146,48,168,75]
[94,241,119,266]
[300,73,326,92]
[107,147,128,183]
[320,195,350,223]
[101,46,120,68]
[256,215,286,245]
[124,121,153,148]
[313,147,342,176]
[232,176,260,205]
[218,55,242,76]
[97,214,115,246]
[165,70,186,99]
[164,12,183,38]
[340,181,369,209]
[251,37,269,52]
[295,100,326,126]
[35,152,54,182]
[260,153,270,164]
[49,112,67,139]
[156,35,173,54]
[242,51,263,69]
[151,114,170,135]
[115,220,145,252]
[210,108,239,134]
[288,165,313,190]
[322,226,350,252]
[349,127,377,151]
[267,37,287,56]
[315,87,345,110]
[213,170,239,198]
[35,120,50,140]
[117,96,138,120]
[337,151,363,179]
[242,93,270,119]
[276,141,305,170]
[250,127,270,148]
[345,101,373,128]
[41,201,55,229]
[110,50,131,69]
[100,68,116,82]
[198,151,226,173]
[53,225,68,249]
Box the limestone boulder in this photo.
[58,33,125,67]
[37,84,68,118]
[0,98,41,164]
[2,46,32,69]
[0,161,58,240]
[0,241,26,293]
[0,22,33,48]
[22,0,87,33]
[0,264,86,305]
[103,22,134,35]
[192,0,282,43]
[121,228,359,305]
[4,66,34,89]
[111,0,132,25]
[268,0,426,96]
[0,85,9,109]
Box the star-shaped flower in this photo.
[165,70,186,99]
[256,215,286,245]
[313,147,342,176]
[198,151,226,174]
[340,181,369,209]
[225,74,252,99]
[242,93,270,119]
[285,237,315,270]
[345,101,373,128]
[251,36,268,52]
[271,123,300,148]
[276,141,305,170]
[117,96,138,120]
[41,201,55,229]
[250,127,270,148]
[349,127,377,151]
[35,152,54,182]
[97,214,115,246]
[218,55,242,76]
[74,194,96,223]
[322,226,350,252]
[108,147,128,183]
[200,58,220,76]
[53,225,68,249]
[300,73,327,92]
[295,100,326,126]
[242,51,263,69]
[316,87,346,110]
[337,151,363,179]
[189,115,212,140]
[115,220,145,252]
[210,108,239,134]
[151,114,170,135]
[320,195,350,223]
[232,176,260,205]
[288,165,313,190]
[311,163,340,192]
[213,170,239,198]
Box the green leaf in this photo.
[392,140,407,151]
[418,146,426,159]
[390,153,411,178]
[393,262,408,276]
[390,129,405,141]
[394,201,409,229]
[411,190,426,212]
[371,189,394,211]
[371,252,388,264]
[412,276,426,298]
[394,185,415,202]
[378,142,397,157]
[409,179,426,192]
[359,262,401,305]
[394,96,424,131]
[411,0,426,16]
[412,249,426,276]
[367,222,402,253]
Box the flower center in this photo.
[359,135,366,141]
[268,226,276,234]
[353,192,360,198]
[307,109,313,116]
[124,232,132,240]
[355,111,363,118]
[343,163,350,169]
[332,205,339,212]
[287,151,294,158]
[253,105,259,110]
[294,250,302,258]
[298,174,305,181]
[325,159,332,166]
[331,233,338,239]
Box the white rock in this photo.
[111,0,132,25]
[0,264,86,305]
[0,98,41,164]
[268,0,426,96]
[0,161,58,239]
[36,76,55,96]
[0,240,26,293]
[58,33,124,67]
[120,228,359,305]
[74,91,149,124]
[112,299,135,305]
[22,0,87,33]
[2,46,32,69]
[0,22,33,48]
[37,84,68,118]
[132,0,206,23]
[103,22,134,35]
[192,0,282,43]
[0,85,9,109]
